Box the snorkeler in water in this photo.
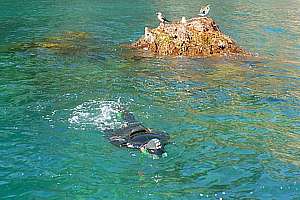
[104,110,169,157]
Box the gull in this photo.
[144,27,154,43]
[156,12,170,23]
[199,5,210,17]
[144,27,150,37]
[181,16,187,24]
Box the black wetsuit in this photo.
[105,111,169,155]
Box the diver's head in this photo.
[141,138,167,157]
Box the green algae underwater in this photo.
[0,0,300,199]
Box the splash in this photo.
[68,100,126,131]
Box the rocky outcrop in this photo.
[129,17,251,57]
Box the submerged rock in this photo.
[9,31,91,55]
[129,17,251,57]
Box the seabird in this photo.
[144,27,154,43]
[156,12,170,23]
[144,27,150,37]
[181,16,187,24]
[199,5,210,17]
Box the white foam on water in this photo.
[68,100,126,131]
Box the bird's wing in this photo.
[162,16,170,22]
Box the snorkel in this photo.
[140,138,167,159]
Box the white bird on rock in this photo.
[199,5,210,17]
[144,27,150,37]
[181,16,187,24]
[144,27,154,43]
[156,12,170,23]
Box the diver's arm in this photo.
[123,111,139,124]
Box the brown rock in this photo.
[129,17,251,57]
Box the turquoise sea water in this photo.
[1,0,300,199]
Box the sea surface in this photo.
[0,0,300,199]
